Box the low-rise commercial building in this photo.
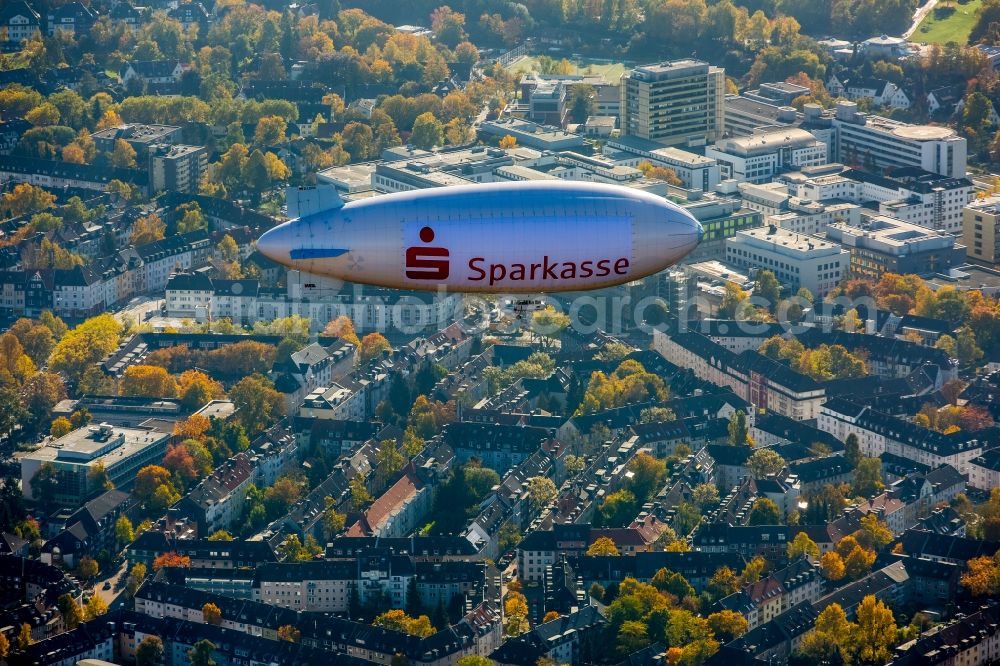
[963,196,1000,267]
[21,423,171,506]
[726,225,849,297]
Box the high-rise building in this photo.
[963,196,1000,267]
[620,59,725,147]
[148,143,208,193]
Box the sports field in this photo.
[505,55,628,81]
[913,0,982,44]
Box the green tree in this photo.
[727,410,750,445]
[755,270,781,311]
[115,516,134,548]
[852,457,884,498]
[747,448,786,478]
[747,497,781,525]
[230,374,284,432]
[845,432,861,467]
[787,531,819,559]
[411,112,443,150]
[57,592,83,629]
[136,635,163,666]
[956,326,984,366]
[188,639,217,666]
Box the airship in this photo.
[256,181,703,294]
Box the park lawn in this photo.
[506,55,627,81]
[914,0,982,45]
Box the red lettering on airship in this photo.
[405,226,450,280]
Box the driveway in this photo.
[904,0,939,39]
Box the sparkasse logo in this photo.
[405,226,450,280]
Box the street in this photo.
[113,296,163,327]
[90,557,130,610]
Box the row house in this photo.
[171,452,256,537]
[818,398,993,474]
[653,329,826,421]
[887,601,1000,665]
[135,581,503,666]
[345,462,435,539]
[716,558,824,629]
[967,448,1000,492]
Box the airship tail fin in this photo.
[286,184,343,218]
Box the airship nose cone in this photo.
[696,220,704,244]
[257,222,292,264]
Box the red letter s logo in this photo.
[405,226,450,280]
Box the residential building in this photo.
[826,214,966,280]
[300,384,365,421]
[0,1,41,49]
[39,490,136,568]
[172,452,256,536]
[46,1,95,37]
[725,225,849,297]
[127,533,277,569]
[827,76,911,109]
[706,128,827,184]
[818,398,994,474]
[653,330,826,421]
[21,423,171,506]
[92,124,183,158]
[619,59,725,147]
[148,144,208,193]
[968,448,1000,491]
[831,102,967,178]
[490,606,605,666]
[887,602,1000,666]
[344,463,434,538]
[963,196,1000,267]
[119,60,185,85]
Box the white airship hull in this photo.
[257,181,702,294]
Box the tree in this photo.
[254,115,287,146]
[527,476,558,511]
[456,658,493,666]
[755,270,781,311]
[121,364,178,397]
[852,457,884,498]
[787,531,819,559]
[1,183,55,219]
[707,610,748,642]
[962,552,1000,596]
[77,556,99,580]
[359,332,391,364]
[84,593,108,620]
[324,315,361,347]
[691,483,720,512]
[29,462,59,509]
[188,639,217,666]
[264,476,304,519]
[176,202,206,234]
[57,592,83,629]
[26,102,60,126]
[126,562,147,597]
[587,536,620,556]
[375,439,405,486]
[277,624,301,642]
[956,326,984,366]
[845,433,862,468]
[177,370,225,410]
[134,465,173,504]
[855,515,893,551]
[373,609,436,637]
[202,602,222,625]
[48,313,123,383]
[503,591,529,636]
[136,635,164,666]
[115,516,135,548]
[853,595,897,665]
[350,475,372,510]
[532,306,571,346]
[152,552,191,572]
[843,544,877,580]
[498,135,517,149]
[49,416,72,438]
[411,112,443,150]
[17,623,31,650]
[748,498,782,525]
[110,138,137,168]
[230,374,284,432]
[727,410,750,445]
[130,213,166,245]
[747,448,786,478]
[799,602,851,663]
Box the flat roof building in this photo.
[826,214,967,280]
[620,59,725,147]
[963,196,1000,267]
[148,143,208,194]
[478,118,587,152]
[832,101,966,179]
[726,225,849,297]
[603,136,721,191]
[706,127,827,183]
[21,423,170,506]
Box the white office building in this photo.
[705,127,827,183]
[832,101,966,178]
[603,136,721,191]
[725,225,849,297]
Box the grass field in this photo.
[913,0,982,44]
[505,55,628,81]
